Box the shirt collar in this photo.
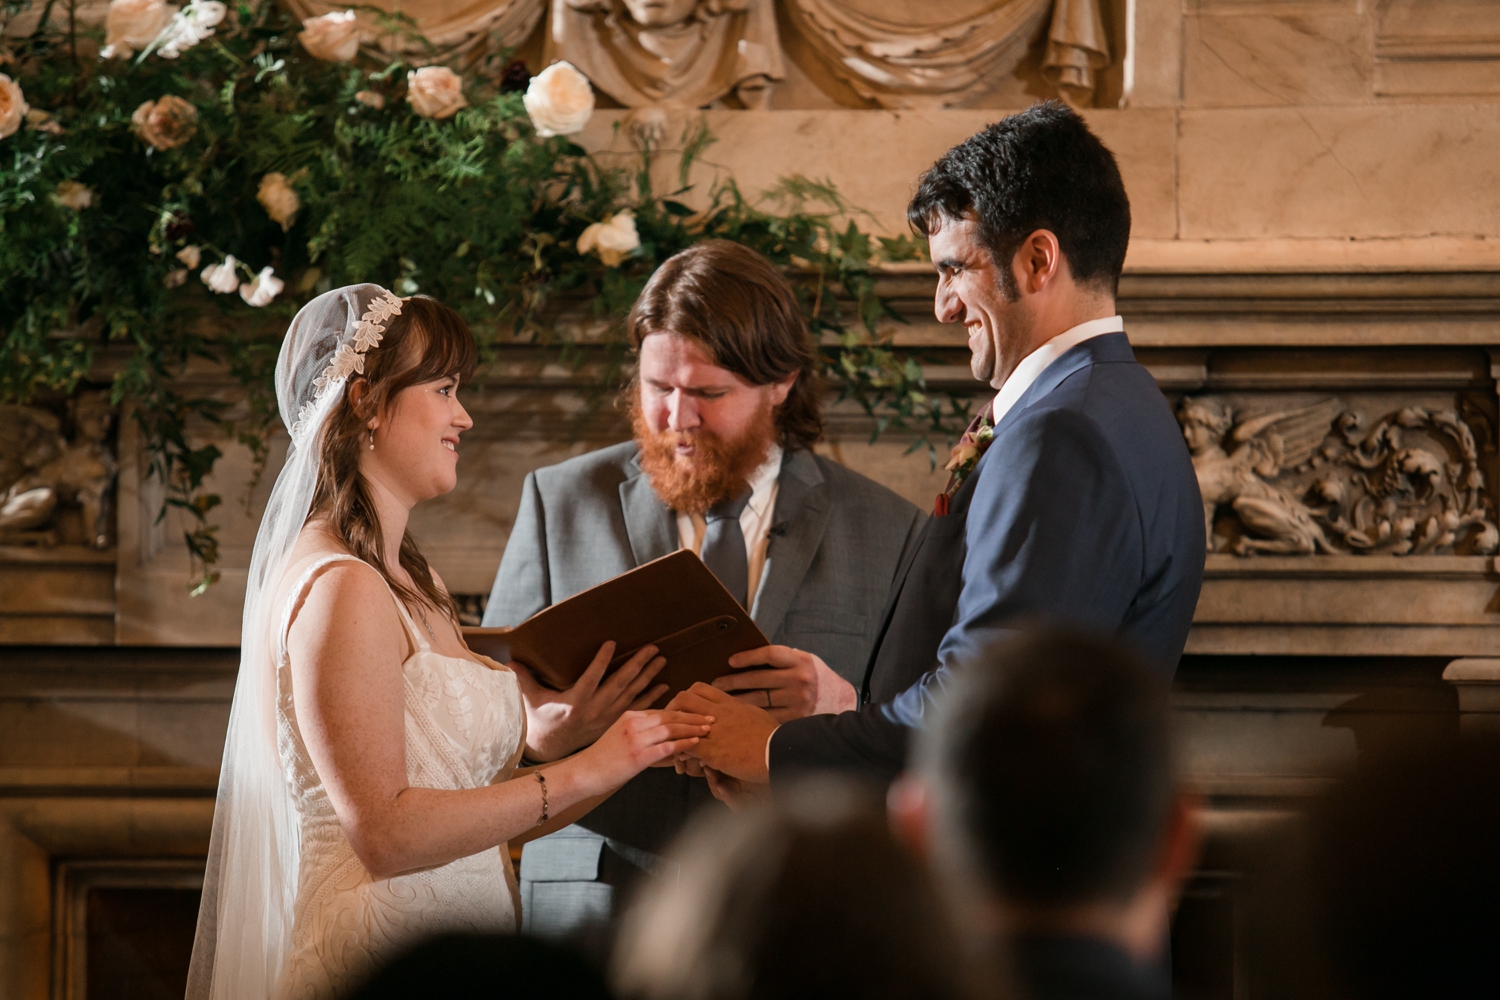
[745,443,783,517]
[990,314,1124,426]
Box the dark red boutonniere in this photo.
[934,414,994,516]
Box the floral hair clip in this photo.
[290,288,404,442]
[312,289,403,397]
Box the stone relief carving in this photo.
[1178,395,1500,558]
[784,0,1111,109]
[283,0,545,65]
[546,0,784,109]
[274,0,1116,109]
[0,392,118,549]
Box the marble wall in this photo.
[4,0,1495,647]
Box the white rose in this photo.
[406,66,467,120]
[175,245,201,268]
[55,181,94,209]
[577,210,639,267]
[257,172,300,231]
[354,90,384,110]
[0,74,28,140]
[155,1,227,59]
[101,0,178,59]
[239,266,284,307]
[200,255,240,294]
[299,10,360,63]
[524,61,594,138]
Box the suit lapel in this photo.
[970,332,1134,482]
[618,450,677,567]
[750,449,829,638]
[859,334,1134,693]
[991,332,1134,439]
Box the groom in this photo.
[673,102,1206,788]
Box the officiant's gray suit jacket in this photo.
[482,441,924,935]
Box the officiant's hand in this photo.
[667,683,776,783]
[515,641,669,763]
[713,645,857,722]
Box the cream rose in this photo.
[239,267,284,307]
[175,245,201,268]
[524,61,594,138]
[406,66,467,120]
[0,74,28,140]
[354,90,384,110]
[200,255,240,294]
[101,0,178,59]
[55,181,94,210]
[131,95,198,150]
[577,210,639,267]
[299,10,360,63]
[257,173,300,231]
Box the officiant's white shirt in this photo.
[989,314,1125,424]
[677,442,783,606]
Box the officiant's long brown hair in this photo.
[310,295,477,618]
[627,240,824,450]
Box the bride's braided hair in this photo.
[309,295,477,619]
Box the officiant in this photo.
[482,239,924,936]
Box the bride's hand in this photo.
[515,641,669,762]
[576,708,715,795]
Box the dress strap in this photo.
[276,553,430,662]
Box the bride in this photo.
[187,285,713,1000]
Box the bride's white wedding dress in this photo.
[272,553,526,1000]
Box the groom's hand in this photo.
[713,645,857,721]
[515,641,668,762]
[667,683,776,782]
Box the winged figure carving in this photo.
[1178,397,1344,555]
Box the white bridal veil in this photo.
[186,284,401,1000]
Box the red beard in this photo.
[631,396,775,516]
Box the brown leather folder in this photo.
[462,550,769,702]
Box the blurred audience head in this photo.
[1251,734,1500,1000]
[612,778,998,1000]
[898,627,1195,959]
[347,931,611,1000]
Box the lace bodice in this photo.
[272,554,526,1000]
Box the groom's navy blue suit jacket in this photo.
[769,332,1205,783]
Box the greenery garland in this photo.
[1,0,965,594]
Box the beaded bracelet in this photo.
[535,771,549,826]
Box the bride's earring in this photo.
[368,427,376,451]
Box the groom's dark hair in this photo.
[916,627,1175,907]
[907,101,1131,298]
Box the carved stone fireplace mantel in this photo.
[871,262,1500,659]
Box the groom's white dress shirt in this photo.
[989,315,1125,424]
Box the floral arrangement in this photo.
[0,0,963,593]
